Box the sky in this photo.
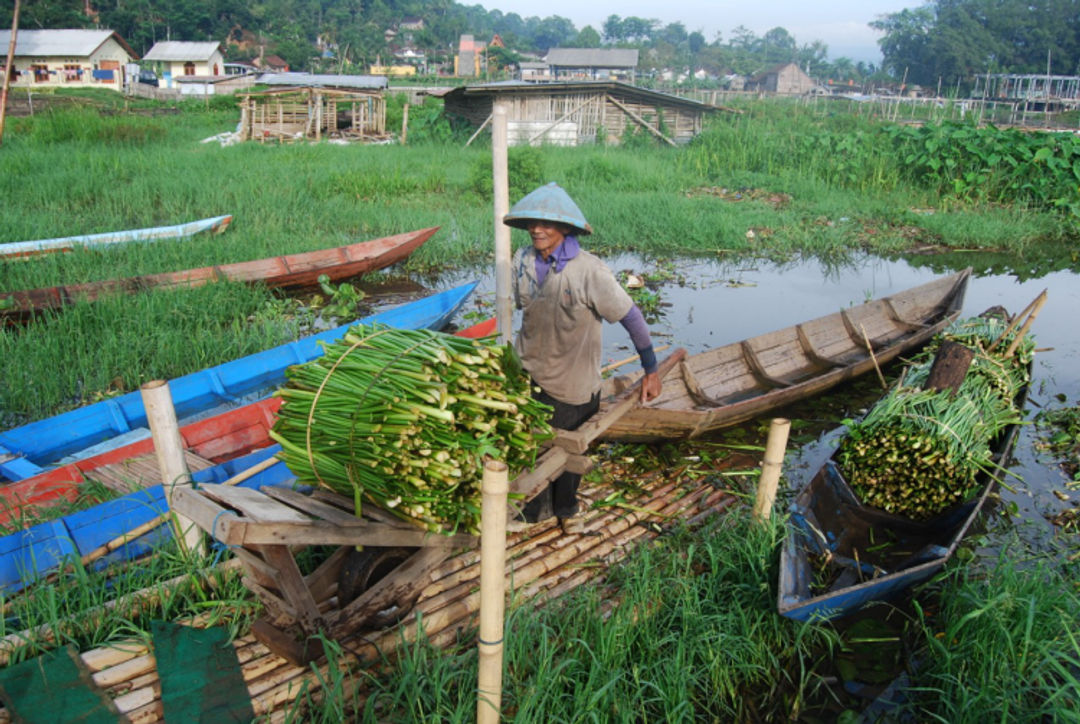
[477,0,919,64]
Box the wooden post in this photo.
[0,0,20,147]
[401,102,409,144]
[141,380,204,556]
[492,101,513,344]
[753,418,790,522]
[477,460,509,724]
[1003,291,1047,359]
[924,341,974,393]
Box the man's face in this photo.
[526,220,570,260]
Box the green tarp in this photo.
[150,621,254,723]
[0,645,124,724]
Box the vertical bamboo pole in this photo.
[753,418,791,522]
[0,0,21,147]
[401,102,409,144]
[141,380,204,556]
[492,100,513,344]
[477,460,509,724]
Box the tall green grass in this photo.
[0,94,1074,425]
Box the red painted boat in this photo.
[1,227,439,321]
[0,316,495,525]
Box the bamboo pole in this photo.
[601,344,670,374]
[987,289,1047,354]
[141,380,204,556]
[753,418,790,522]
[477,460,509,724]
[1003,291,1048,359]
[492,100,513,344]
[859,324,888,389]
[465,113,493,147]
[0,0,20,147]
[400,102,409,144]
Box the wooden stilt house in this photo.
[238,78,388,143]
[439,81,715,146]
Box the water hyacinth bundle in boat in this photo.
[836,314,1034,520]
[269,324,553,534]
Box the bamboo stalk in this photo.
[753,418,790,522]
[492,101,512,344]
[477,461,509,724]
[601,344,671,374]
[859,324,887,389]
[1003,291,1048,359]
[987,289,1046,354]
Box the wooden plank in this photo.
[508,447,567,499]
[171,487,246,545]
[308,488,415,529]
[261,486,366,527]
[231,548,280,590]
[199,484,311,524]
[234,521,474,548]
[330,547,452,637]
[256,545,326,634]
[242,576,297,621]
[251,619,325,668]
[304,545,351,602]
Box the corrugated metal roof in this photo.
[260,73,388,90]
[0,29,133,58]
[445,80,711,111]
[546,48,638,68]
[143,41,221,62]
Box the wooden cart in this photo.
[172,351,685,665]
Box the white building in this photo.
[0,29,137,91]
[142,41,225,88]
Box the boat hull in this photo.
[0,215,233,258]
[598,269,971,441]
[0,282,478,482]
[1,227,438,319]
[777,373,1027,622]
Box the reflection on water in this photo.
[439,252,1080,540]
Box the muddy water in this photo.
[438,253,1080,541]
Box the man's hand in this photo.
[640,371,662,403]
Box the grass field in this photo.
[1,89,1078,721]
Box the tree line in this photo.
[6,0,1074,89]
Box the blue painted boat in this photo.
[0,214,234,258]
[0,282,478,483]
[0,446,291,593]
[777,380,1028,622]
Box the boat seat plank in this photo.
[308,488,416,529]
[740,341,796,389]
[87,451,215,494]
[199,484,312,524]
[261,486,366,527]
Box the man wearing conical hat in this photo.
[504,183,662,534]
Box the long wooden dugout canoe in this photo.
[1,227,438,320]
[0,214,233,259]
[597,269,972,441]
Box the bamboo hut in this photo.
[439,81,715,147]
[238,85,388,144]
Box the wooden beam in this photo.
[526,95,597,145]
[606,94,677,147]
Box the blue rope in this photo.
[209,509,241,566]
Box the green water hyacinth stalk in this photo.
[268,324,553,535]
[837,314,1034,519]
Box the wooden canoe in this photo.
[0,282,478,483]
[777,370,1030,622]
[597,269,972,441]
[1,227,438,320]
[0,214,233,259]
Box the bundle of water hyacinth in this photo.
[268,324,552,535]
[836,314,1034,520]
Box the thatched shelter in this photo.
[439,81,714,147]
[238,84,387,143]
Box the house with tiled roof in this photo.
[0,29,137,90]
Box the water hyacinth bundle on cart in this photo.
[269,324,553,534]
[836,314,1034,520]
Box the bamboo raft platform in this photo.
[0,449,747,722]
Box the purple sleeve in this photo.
[619,304,653,350]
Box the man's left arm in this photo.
[619,305,662,403]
